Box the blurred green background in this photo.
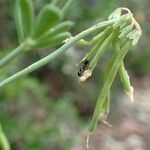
[0,0,150,150]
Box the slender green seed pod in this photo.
[113,39,134,101]
[101,92,110,115]
[80,27,113,63]
[0,124,10,150]
[92,26,112,44]
[112,28,134,99]
[119,63,133,92]
[119,24,134,39]
[89,30,114,71]
[100,50,116,118]
[127,29,142,46]
[89,40,132,132]
[119,63,134,99]
[35,21,74,43]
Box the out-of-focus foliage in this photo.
[0,0,149,150]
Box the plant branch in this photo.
[0,19,117,89]
[0,39,32,69]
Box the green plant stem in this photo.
[89,40,132,132]
[0,39,31,69]
[0,19,117,89]
[0,124,10,150]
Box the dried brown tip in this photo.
[78,70,92,82]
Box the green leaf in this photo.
[35,21,74,43]
[34,32,71,48]
[15,0,34,43]
[62,0,74,16]
[32,4,62,38]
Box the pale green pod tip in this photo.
[119,24,134,39]
[127,29,142,45]
[108,8,122,20]
[113,14,133,29]
[126,86,134,103]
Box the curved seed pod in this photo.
[35,21,74,43]
[79,26,113,64]
[112,34,134,102]
[89,41,132,132]
[78,31,114,82]
[88,31,114,71]
[15,0,34,43]
[119,63,134,102]
[34,32,71,49]
[32,4,62,38]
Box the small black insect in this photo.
[77,59,90,77]
[83,59,90,67]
